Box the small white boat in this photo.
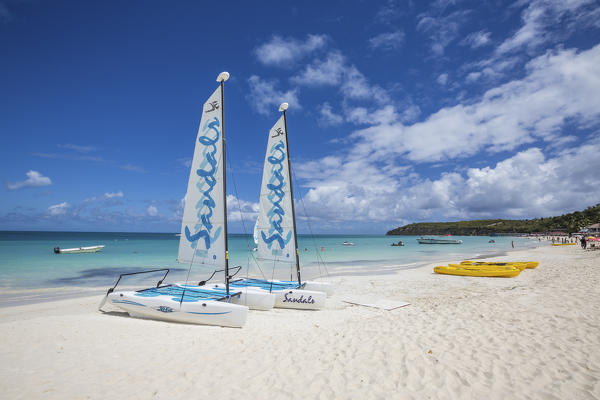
[342,241,355,246]
[417,237,463,244]
[54,245,105,254]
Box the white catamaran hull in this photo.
[213,283,326,310]
[203,284,276,311]
[106,291,248,328]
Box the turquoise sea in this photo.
[0,231,541,306]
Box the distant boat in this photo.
[342,241,355,246]
[417,237,463,244]
[391,240,404,246]
[54,245,105,254]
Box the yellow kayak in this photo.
[434,265,521,278]
[552,243,576,246]
[460,261,539,269]
[453,263,526,271]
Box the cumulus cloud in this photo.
[318,102,344,126]
[254,34,327,66]
[7,170,52,190]
[497,0,599,55]
[290,51,346,87]
[226,194,259,223]
[247,75,300,116]
[295,141,600,226]
[147,205,158,217]
[369,31,405,51]
[436,73,448,85]
[292,51,390,104]
[351,45,600,163]
[289,44,600,228]
[48,202,69,216]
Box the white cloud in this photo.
[369,31,405,51]
[290,44,600,228]
[295,140,600,227]
[290,51,346,87]
[436,73,448,85]
[247,75,300,116]
[147,205,158,217]
[48,202,69,216]
[318,102,344,126]
[292,51,390,104]
[417,10,471,55]
[7,170,52,190]
[104,191,123,199]
[461,30,492,48]
[226,194,259,222]
[352,45,600,163]
[255,34,327,66]
[497,0,599,55]
[346,105,398,126]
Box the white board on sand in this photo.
[342,297,410,311]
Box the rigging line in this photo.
[225,150,268,282]
[290,163,330,279]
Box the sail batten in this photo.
[178,86,226,268]
[256,115,297,265]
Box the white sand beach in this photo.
[1,245,599,399]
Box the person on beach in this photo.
[581,236,587,249]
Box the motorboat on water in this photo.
[391,240,404,246]
[417,237,463,244]
[342,241,355,246]
[54,245,105,254]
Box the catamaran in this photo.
[98,72,273,327]
[210,103,333,309]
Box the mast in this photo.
[217,71,230,295]
[280,103,301,284]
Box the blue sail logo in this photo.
[185,116,222,256]
[261,140,292,254]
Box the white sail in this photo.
[177,86,226,268]
[256,115,296,264]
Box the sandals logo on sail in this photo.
[261,140,292,256]
[184,116,223,257]
[205,101,219,113]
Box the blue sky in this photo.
[1,0,599,233]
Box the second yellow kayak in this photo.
[434,265,521,277]
[460,261,539,269]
